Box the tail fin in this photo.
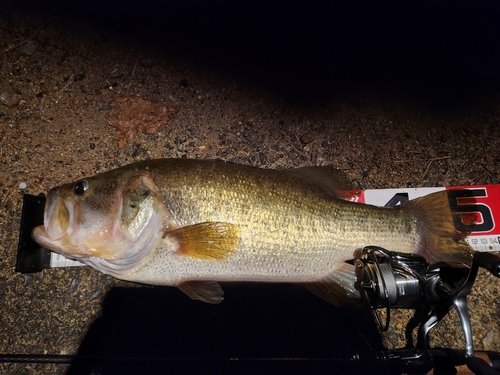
[401,190,475,267]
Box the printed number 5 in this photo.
[447,189,494,233]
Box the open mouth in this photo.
[43,189,74,241]
[31,194,85,257]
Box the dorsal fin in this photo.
[283,166,359,200]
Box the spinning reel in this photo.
[356,245,500,373]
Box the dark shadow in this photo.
[4,0,500,108]
[66,285,382,375]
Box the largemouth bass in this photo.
[32,159,473,304]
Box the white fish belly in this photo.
[121,222,415,285]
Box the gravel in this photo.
[0,1,499,372]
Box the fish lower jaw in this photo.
[32,225,75,254]
[79,214,165,276]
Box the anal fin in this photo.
[178,281,224,304]
[301,262,363,307]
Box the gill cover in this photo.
[72,171,169,276]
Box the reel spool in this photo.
[357,246,440,331]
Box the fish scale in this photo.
[129,161,412,280]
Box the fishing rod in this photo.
[1,349,499,375]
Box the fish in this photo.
[32,158,474,305]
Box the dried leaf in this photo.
[107,93,179,148]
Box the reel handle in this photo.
[473,252,500,278]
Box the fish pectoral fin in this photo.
[168,222,241,261]
[177,281,224,304]
[301,262,364,307]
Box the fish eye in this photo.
[74,180,89,195]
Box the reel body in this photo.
[357,246,500,364]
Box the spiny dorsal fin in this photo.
[169,222,241,261]
[177,281,224,304]
[283,166,359,199]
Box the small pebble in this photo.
[89,290,102,301]
[140,58,153,68]
[68,278,79,293]
[74,74,86,82]
[482,329,499,348]
[0,88,21,108]
[23,274,33,287]
[19,182,27,189]
[52,316,63,327]
[21,40,37,56]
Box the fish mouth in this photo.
[32,222,86,259]
[32,194,86,257]
[42,188,79,241]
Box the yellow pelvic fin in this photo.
[169,222,241,261]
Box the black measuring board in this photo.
[16,194,51,273]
